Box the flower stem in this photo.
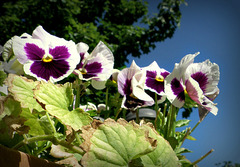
[189,120,201,135]
[46,112,57,135]
[75,78,81,109]
[12,134,85,155]
[192,149,214,165]
[136,108,140,124]
[114,108,122,120]
[105,87,109,111]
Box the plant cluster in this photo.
[0,25,220,166]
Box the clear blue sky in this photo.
[127,0,240,166]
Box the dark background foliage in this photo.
[0,0,185,68]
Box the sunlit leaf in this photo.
[80,118,157,167]
[34,81,92,131]
[140,124,181,167]
[176,119,191,128]
[5,74,43,112]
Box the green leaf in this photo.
[186,135,197,141]
[80,119,157,167]
[0,96,21,121]
[140,124,181,167]
[34,81,92,131]
[176,119,191,128]
[175,147,192,155]
[5,74,43,112]
[0,71,7,86]
[22,109,54,136]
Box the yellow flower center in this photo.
[42,54,53,63]
[155,75,164,82]
[79,68,87,75]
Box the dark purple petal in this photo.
[146,71,157,78]
[49,46,70,60]
[30,59,69,81]
[161,71,170,78]
[82,62,103,79]
[171,78,185,101]
[191,72,208,93]
[124,95,145,110]
[123,79,132,95]
[24,43,45,60]
[146,78,164,94]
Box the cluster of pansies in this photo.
[0,25,220,121]
[0,25,221,166]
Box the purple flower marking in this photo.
[82,62,103,79]
[171,78,185,102]
[191,72,208,93]
[123,79,132,95]
[25,43,45,60]
[145,71,170,94]
[25,43,70,81]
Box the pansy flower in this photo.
[143,61,170,103]
[185,59,220,119]
[74,41,114,82]
[165,52,200,108]
[12,25,80,82]
[165,53,220,119]
[117,60,154,111]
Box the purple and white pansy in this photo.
[117,60,154,110]
[185,59,220,119]
[12,25,80,82]
[165,52,220,118]
[164,52,199,108]
[142,61,170,103]
[74,41,114,82]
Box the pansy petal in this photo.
[165,75,185,108]
[185,77,204,105]
[185,60,220,96]
[84,54,113,81]
[118,68,131,96]
[91,80,106,90]
[201,96,218,115]
[90,41,114,62]
[76,42,89,58]
[132,71,154,102]
[13,36,44,64]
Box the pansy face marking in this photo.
[13,25,80,82]
[144,61,170,95]
[75,41,114,82]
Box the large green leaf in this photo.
[21,109,54,136]
[140,124,181,167]
[0,96,21,121]
[5,74,43,112]
[34,81,92,131]
[80,118,157,167]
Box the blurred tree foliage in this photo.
[0,0,185,68]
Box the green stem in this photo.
[162,103,167,127]
[136,108,140,124]
[192,149,214,165]
[12,134,85,155]
[36,141,52,155]
[46,112,57,135]
[105,87,109,111]
[12,135,55,149]
[189,120,201,135]
[114,108,122,120]
[154,93,158,112]
[154,108,160,129]
[74,131,82,145]
[179,127,191,147]
[75,78,81,109]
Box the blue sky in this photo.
[127,0,240,166]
